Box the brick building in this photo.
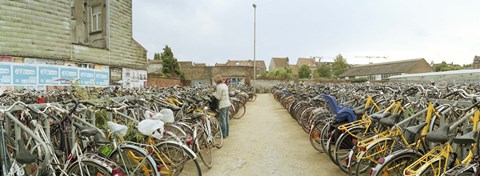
[0,0,147,88]
[179,61,254,86]
[269,57,289,71]
[226,60,266,76]
[474,56,480,69]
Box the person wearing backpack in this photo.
[213,75,232,139]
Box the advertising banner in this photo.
[0,64,12,84]
[60,67,79,84]
[95,71,109,86]
[12,65,37,85]
[79,69,95,86]
[38,66,59,85]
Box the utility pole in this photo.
[253,3,257,81]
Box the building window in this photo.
[91,5,102,32]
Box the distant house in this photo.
[474,56,480,69]
[339,58,433,80]
[269,57,289,71]
[226,59,266,75]
[296,57,317,77]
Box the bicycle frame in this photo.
[404,109,480,176]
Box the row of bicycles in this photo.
[0,85,253,176]
[274,82,480,176]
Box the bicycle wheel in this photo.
[334,128,364,173]
[195,131,213,168]
[109,145,158,176]
[320,123,333,154]
[232,104,246,119]
[373,152,421,176]
[248,94,257,102]
[157,142,202,176]
[210,117,223,149]
[66,159,115,176]
[354,139,394,176]
[309,121,325,152]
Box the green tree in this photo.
[298,65,312,79]
[332,54,349,77]
[153,53,160,60]
[161,45,182,78]
[435,61,464,72]
[315,64,332,78]
[267,67,293,80]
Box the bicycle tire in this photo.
[210,117,223,149]
[309,121,325,152]
[248,94,257,102]
[109,145,159,176]
[156,142,202,176]
[196,132,213,168]
[334,128,364,173]
[232,104,246,119]
[66,159,114,176]
[354,139,394,176]
[373,152,421,176]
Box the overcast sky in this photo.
[132,0,480,67]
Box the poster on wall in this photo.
[60,67,78,84]
[122,68,147,88]
[110,67,122,85]
[0,56,12,62]
[95,71,109,86]
[79,69,95,86]
[12,65,37,85]
[0,64,12,84]
[38,66,59,85]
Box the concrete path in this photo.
[191,94,342,176]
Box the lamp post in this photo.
[253,3,257,81]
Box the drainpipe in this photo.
[106,0,111,67]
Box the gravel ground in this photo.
[185,94,343,176]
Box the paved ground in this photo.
[188,94,342,176]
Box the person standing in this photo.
[213,75,231,139]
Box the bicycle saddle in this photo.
[74,122,98,137]
[379,114,401,127]
[426,125,450,143]
[406,122,428,134]
[15,140,36,164]
[453,131,478,145]
[370,112,391,122]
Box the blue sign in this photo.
[95,71,109,86]
[38,66,59,85]
[59,67,78,84]
[79,69,95,86]
[12,65,37,85]
[0,64,12,84]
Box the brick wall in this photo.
[147,76,183,87]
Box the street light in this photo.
[253,3,256,81]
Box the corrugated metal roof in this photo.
[340,58,430,77]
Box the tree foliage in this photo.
[161,45,182,78]
[153,53,160,60]
[315,64,332,78]
[332,54,349,77]
[435,61,463,72]
[260,67,294,80]
[298,65,312,79]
